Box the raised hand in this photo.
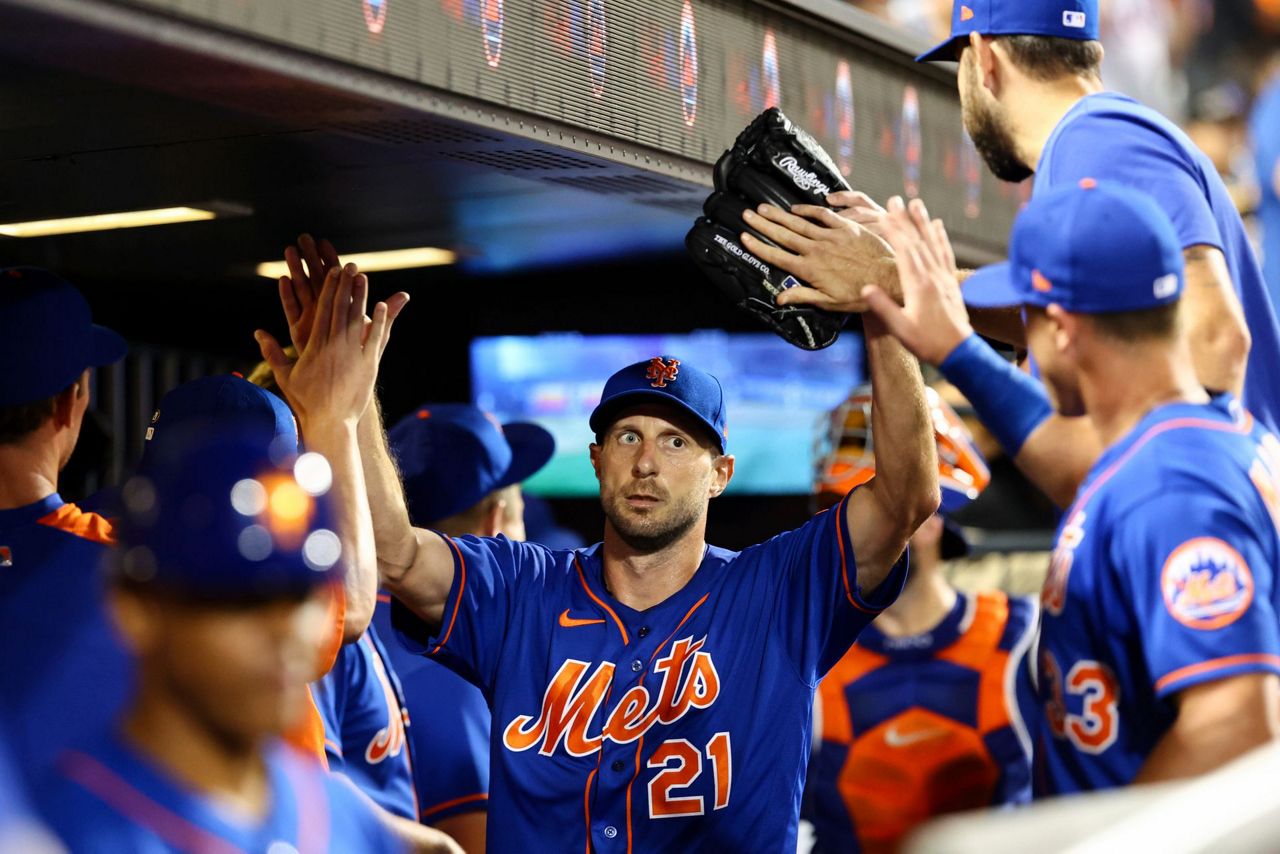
[279,234,342,355]
[255,263,407,430]
[860,197,974,366]
[739,201,899,314]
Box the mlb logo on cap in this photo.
[916,0,1099,63]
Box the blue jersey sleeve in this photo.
[325,773,407,854]
[1110,493,1280,700]
[754,489,908,684]
[390,534,554,698]
[1252,84,1280,190]
[1045,112,1223,252]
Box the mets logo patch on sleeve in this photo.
[1160,538,1254,630]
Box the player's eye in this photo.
[618,431,640,444]
[668,436,687,450]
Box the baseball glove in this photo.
[686,107,851,351]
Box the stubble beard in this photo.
[601,490,704,555]
[963,63,1034,184]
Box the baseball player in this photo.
[333,241,939,849]
[0,267,129,788]
[806,386,1037,850]
[139,373,357,768]
[34,428,403,852]
[365,405,555,852]
[743,0,1280,504]
[862,182,1280,790]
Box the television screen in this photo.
[471,331,863,496]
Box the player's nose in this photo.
[631,439,660,477]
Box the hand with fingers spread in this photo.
[256,263,406,430]
[739,200,899,314]
[860,197,974,366]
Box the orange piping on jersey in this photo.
[421,792,488,821]
[1071,416,1252,515]
[622,592,712,852]
[833,492,877,614]
[1153,653,1280,695]
[431,537,468,655]
[37,503,115,545]
[582,769,597,854]
[60,751,243,854]
[376,592,392,604]
[574,556,629,645]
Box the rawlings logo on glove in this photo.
[686,107,851,351]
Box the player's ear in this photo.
[50,370,89,429]
[106,586,160,656]
[482,495,504,539]
[1046,304,1077,356]
[589,443,602,480]
[971,33,1001,95]
[709,454,735,498]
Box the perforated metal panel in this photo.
[113,0,1019,255]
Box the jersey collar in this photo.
[573,542,725,629]
[855,591,970,658]
[0,493,64,529]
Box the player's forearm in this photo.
[355,400,420,580]
[301,418,378,642]
[1183,246,1249,396]
[1014,415,1102,509]
[865,323,940,548]
[1133,673,1280,784]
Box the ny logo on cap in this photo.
[960,5,974,21]
[646,357,681,388]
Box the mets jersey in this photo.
[0,495,132,789]
[1036,395,1280,794]
[808,590,1037,852]
[391,491,906,852]
[313,623,418,820]
[36,734,402,853]
[373,596,492,824]
[1035,92,1280,430]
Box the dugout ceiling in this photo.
[0,0,1019,295]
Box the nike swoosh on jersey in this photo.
[558,609,606,628]
[884,726,949,748]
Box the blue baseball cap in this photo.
[139,375,298,472]
[589,356,728,453]
[961,181,1184,313]
[390,405,555,525]
[916,0,1099,63]
[0,267,126,407]
[113,426,342,601]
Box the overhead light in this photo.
[256,247,457,279]
[0,206,234,238]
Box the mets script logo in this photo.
[364,640,408,764]
[502,636,720,757]
[646,357,680,388]
[1161,537,1254,630]
[1043,510,1086,615]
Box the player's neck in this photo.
[1015,76,1104,174]
[1082,340,1209,448]
[873,563,956,638]
[601,519,707,612]
[0,436,60,510]
[121,692,270,819]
